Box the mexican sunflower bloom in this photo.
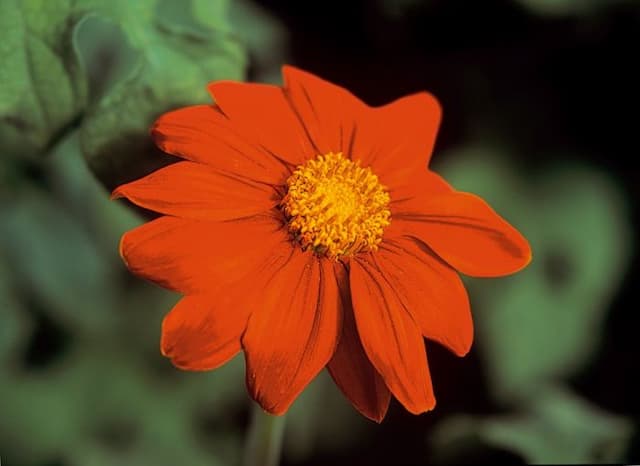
[113,66,531,422]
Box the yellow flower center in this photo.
[282,152,391,259]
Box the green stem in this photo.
[242,404,286,466]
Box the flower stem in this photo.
[242,404,286,466]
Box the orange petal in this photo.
[112,161,277,221]
[242,252,341,415]
[396,191,532,277]
[350,255,436,414]
[161,293,248,370]
[282,65,364,156]
[151,105,290,185]
[353,92,442,190]
[160,239,300,370]
[327,262,391,423]
[207,81,316,165]
[376,237,473,356]
[120,215,288,294]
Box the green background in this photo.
[1,0,638,464]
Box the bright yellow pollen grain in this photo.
[281,152,391,259]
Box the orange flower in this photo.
[113,66,531,422]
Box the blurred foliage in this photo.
[437,146,633,401]
[0,1,248,465]
[430,145,634,462]
[0,0,86,157]
[229,0,289,84]
[0,0,246,188]
[0,133,245,466]
[431,386,633,463]
[1,0,638,465]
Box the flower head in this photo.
[113,66,531,421]
[282,151,391,258]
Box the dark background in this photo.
[1,0,638,465]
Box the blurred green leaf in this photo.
[0,343,245,466]
[431,387,634,463]
[0,259,31,366]
[77,0,247,189]
[0,0,87,157]
[0,136,248,462]
[229,0,290,84]
[0,186,118,333]
[73,15,141,105]
[0,0,246,188]
[437,147,633,402]
[46,133,141,259]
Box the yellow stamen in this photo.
[281,152,391,259]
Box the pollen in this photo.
[281,152,391,259]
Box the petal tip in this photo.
[206,79,247,102]
[159,308,176,357]
[453,326,474,358]
[408,398,436,415]
[350,398,390,423]
[506,236,533,275]
[455,345,472,358]
[260,404,288,417]
[415,91,443,119]
[524,245,533,266]
[160,342,172,359]
[281,64,304,83]
[118,232,129,264]
[369,409,388,424]
[148,122,166,146]
[110,187,124,200]
[245,372,295,416]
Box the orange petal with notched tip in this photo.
[396,191,531,277]
[327,262,391,423]
[353,92,442,190]
[243,252,341,415]
[151,105,290,185]
[283,66,442,191]
[112,161,277,221]
[119,215,287,294]
[208,81,316,165]
[350,255,436,414]
[376,237,473,356]
[161,293,248,370]
[282,65,363,157]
